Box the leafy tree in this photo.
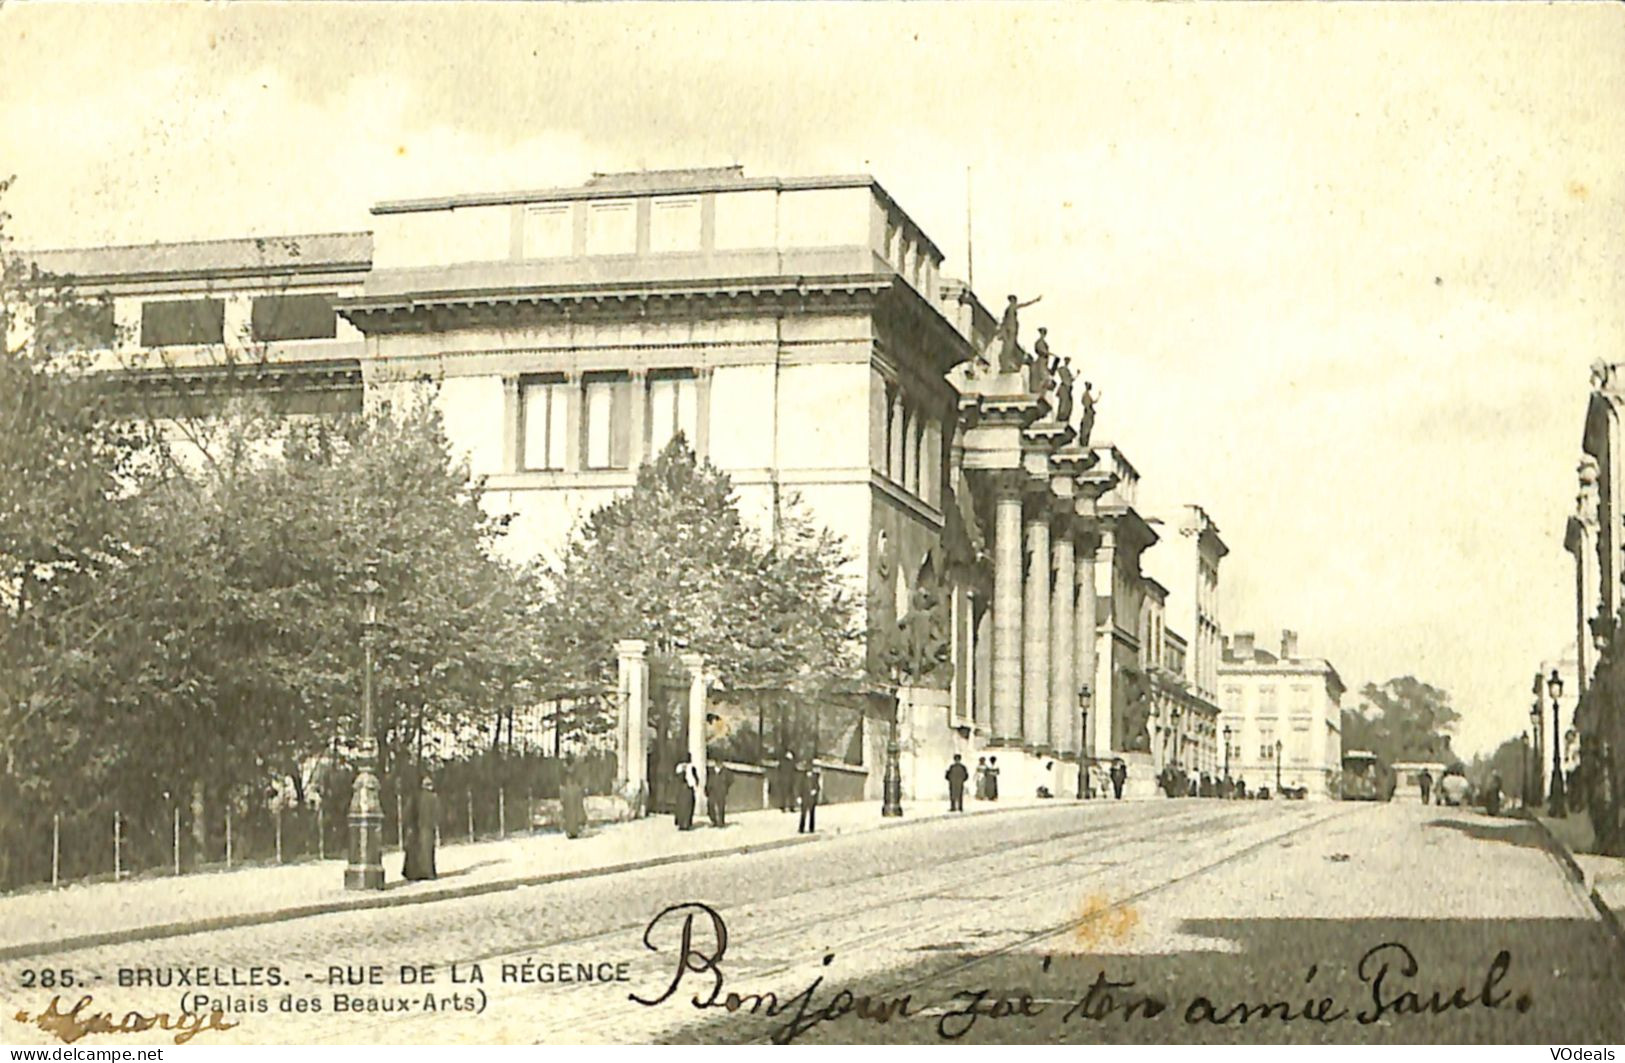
[0,177,145,811]
[1340,675,1460,765]
[538,436,861,737]
[76,394,545,817]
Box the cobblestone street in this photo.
[5,800,1619,1045]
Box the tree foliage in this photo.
[539,436,860,701]
[1339,675,1460,765]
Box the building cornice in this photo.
[335,274,898,335]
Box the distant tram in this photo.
[1340,750,1396,802]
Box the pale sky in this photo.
[3,3,1621,756]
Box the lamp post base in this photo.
[345,755,386,891]
[882,741,904,817]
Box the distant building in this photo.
[1218,629,1344,799]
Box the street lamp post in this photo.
[1520,730,1529,810]
[882,686,904,818]
[1222,725,1232,785]
[1548,669,1567,817]
[1531,673,1545,806]
[1170,706,1182,773]
[1274,738,1283,796]
[1076,685,1092,799]
[345,560,385,890]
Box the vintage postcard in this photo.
[1,1,1622,1049]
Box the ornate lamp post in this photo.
[1548,669,1567,817]
[882,684,904,818]
[345,560,385,890]
[1076,684,1092,799]
[1222,725,1232,783]
[1170,706,1182,772]
[1531,673,1545,806]
[1520,730,1529,810]
[1274,738,1283,796]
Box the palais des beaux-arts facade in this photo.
[25,167,1346,806]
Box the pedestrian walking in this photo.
[706,761,732,828]
[402,773,439,881]
[777,749,798,813]
[674,753,699,831]
[1484,772,1503,817]
[986,756,1001,801]
[797,763,821,834]
[946,754,969,811]
[560,762,587,839]
[1109,759,1128,800]
[974,756,989,800]
[1418,770,1433,806]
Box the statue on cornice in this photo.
[1077,381,1102,448]
[1028,328,1053,397]
[995,294,1042,375]
[1052,355,1075,424]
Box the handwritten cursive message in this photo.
[629,902,1536,1043]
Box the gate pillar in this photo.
[680,653,710,821]
[616,639,650,813]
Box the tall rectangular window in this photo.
[647,371,699,456]
[520,377,570,471]
[585,200,637,256]
[141,298,224,347]
[34,299,116,353]
[583,374,632,469]
[1258,684,1278,715]
[1259,725,1277,761]
[251,294,337,341]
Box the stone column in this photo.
[680,653,709,821]
[1049,514,1076,756]
[1090,525,1117,761]
[973,598,993,727]
[501,374,521,472]
[991,473,1025,746]
[1075,530,1100,769]
[627,368,649,468]
[615,639,649,810]
[1023,495,1052,750]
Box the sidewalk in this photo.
[0,793,1068,960]
[1530,811,1625,942]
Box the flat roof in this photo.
[372,170,947,263]
[23,232,374,283]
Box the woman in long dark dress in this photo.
[403,774,439,881]
[560,763,587,839]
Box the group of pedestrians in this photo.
[668,750,821,834]
[671,753,740,831]
[945,754,1006,810]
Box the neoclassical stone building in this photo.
[25,166,1183,805]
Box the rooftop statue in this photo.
[1077,381,1101,448]
[995,293,1041,375]
[1052,355,1075,424]
[1028,327,1053,397]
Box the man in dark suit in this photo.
[706,761,732,828]
[946,754,969,811]
[777,749,798,813]
[1109,759,1128,800]
[797,764,821,834]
